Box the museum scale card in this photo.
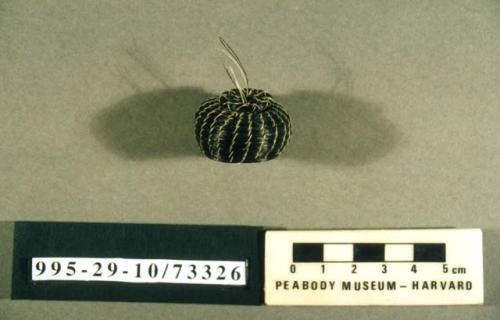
[264,229,483,306]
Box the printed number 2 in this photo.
[351,264,357,274]
[216,266,226,280]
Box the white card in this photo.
[32,258,247,286]
[265,229,483,305]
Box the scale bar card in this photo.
[265,229,483,306]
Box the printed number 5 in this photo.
[66,261,76,276]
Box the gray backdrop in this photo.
[1,0,499,319]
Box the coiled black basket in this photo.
[195,88,291,163]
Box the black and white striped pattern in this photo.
[195,88,291,163]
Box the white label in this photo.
[324,244,353,261]
[385,244,414,261]
[31,258,247,286]
[265,229,483,306]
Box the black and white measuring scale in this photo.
[265,229,483,305]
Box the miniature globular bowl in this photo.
[194,38,291,163]
[195,88,290,163]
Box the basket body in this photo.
[195,88,291,163]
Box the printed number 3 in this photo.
[187,265,196,279]
[202,265,211,279]
[382,264,387,274]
